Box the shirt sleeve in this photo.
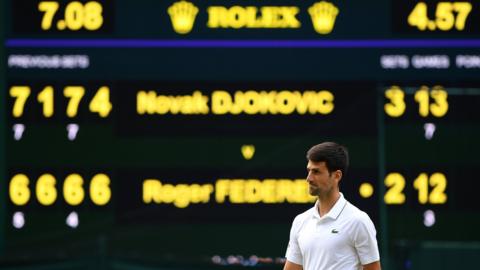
[352,213,380,265]
[285,216,303,265]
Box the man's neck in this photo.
[317,191,340,217]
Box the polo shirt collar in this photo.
[312,193,347,220]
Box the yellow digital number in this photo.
[38,1,59,30]
[63,174,85,206]
[413,173,429,204]
[453,2,472,30]
[414,86,430,117]
[429,173,448,204]
[39,1,104,31]
[9,174,31,206]
[10,86,31,118]
[10,173,113,207]
[64,1,84,30]
[414,173,447,204]
[408,2,428,30]
[384,86,406,117]
[430,86,449,117]
[89,86,112,117]
[384,173,406,204]
[408,2,472,31]
[90,174,111,205]
[37,86,54,117]
[64,86,85,117]
[436,2,455,31]
[36,174,57,206]
[84,1,103,30]
[414,86,448,117]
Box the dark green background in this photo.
[2,1,480,270]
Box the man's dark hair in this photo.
[306,142,349,175]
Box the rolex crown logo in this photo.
[308,1,339,35]
[168,1,199,34]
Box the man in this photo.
[284,142,381,270]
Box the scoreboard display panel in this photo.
[2,1,480,269]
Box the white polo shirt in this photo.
[285,193,380,270]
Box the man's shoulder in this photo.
[344,201,374,224]
[342,201,377,236]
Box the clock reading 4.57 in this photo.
[408,1,472,31]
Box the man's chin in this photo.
[308,187,319,196]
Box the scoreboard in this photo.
[2,1,480,269]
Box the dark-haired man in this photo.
[284,142,381,270]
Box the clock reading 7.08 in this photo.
[38,1,104,31]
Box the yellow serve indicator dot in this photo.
[427,20,436,30]
[359,182,374,198]
[57,20,66,30]
[241,145,255,160]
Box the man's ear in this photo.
[334,170,343,182]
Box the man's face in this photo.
[306,160,341,196]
